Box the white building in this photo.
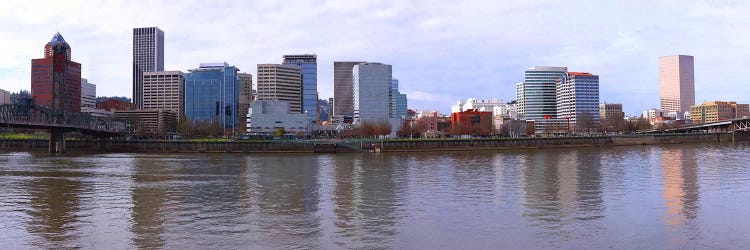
[452,98,519,132]
[642,108,665,124]
[452,98,517,119]
[247,100,311,134]
[81,78,96,108]
[556,72,600,131]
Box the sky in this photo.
[0,0,748,115]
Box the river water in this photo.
[1,143,749,249]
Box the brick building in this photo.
[450,109,493,136]
[31,33,81,113]
[97,99,135,111]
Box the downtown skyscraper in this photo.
[516,66,568,121]
[256,64,302,113]
[353,62,392,124]
[333,61,365,118]
[31,33,82,113]
[133,27,164,109]
[184,63,240,130]
[283,54,317,122]
[556,72,600,130]
[659,55,695,114]
[390,77,408,119]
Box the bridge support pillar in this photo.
[49,129,66,154]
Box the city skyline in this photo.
[1,1,749,115]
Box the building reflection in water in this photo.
[25,158,83,249]
[130,156,172,249]
[521,150,564,229]
[332,154,402,249]
[575,149,604,221]
[251,155,321,249]
[332,154,358,242]
[521,149,604,234]
[451,152,496,202]
[661,147,700,226]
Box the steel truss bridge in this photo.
[0,104,126,153]
[643,117,750,135]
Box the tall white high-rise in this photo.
[133,27,164,109]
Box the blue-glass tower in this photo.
[390,78,408,119]
[184,63,240,130]
[283,54,317,122]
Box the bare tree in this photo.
[176,115,194,137]
[576,112,596,134]
[209,117,222,137]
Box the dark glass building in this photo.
[333,61,365,118]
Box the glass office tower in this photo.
[390,77,408,119]
[516,66,568,121]
[184,63,240,130]
[353,62,392,124]
[283,54,317,122]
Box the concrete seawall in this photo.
[0,133,736,154]
[381,133,733,152]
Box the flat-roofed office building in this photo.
[133,27,165,109]
[659,55,695,114]
[256,64,302,113]
[333,61,365,117]
[353,62,392,124]
[143,71,184,119]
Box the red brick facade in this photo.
[96,99,135,111]
[31,33,81,113]
[450,109,493,136]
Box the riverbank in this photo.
[0,133,737,154]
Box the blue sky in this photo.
[0,0,748,115]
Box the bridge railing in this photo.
[0,104,125,133]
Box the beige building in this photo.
[600,103,624,122]
[114,109,177,137]
[143,71,184,119]
[690,101,750,124]
[238,73,253,133]
[659,55,695,114]
[256,64,302,113]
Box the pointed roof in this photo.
[47,32,69,48]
